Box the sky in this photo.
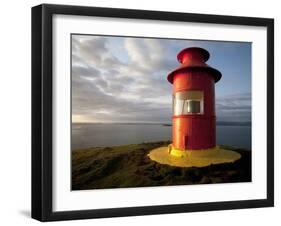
[72,35,251,123]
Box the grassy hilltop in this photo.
[72,141,251,190]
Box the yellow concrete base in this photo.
[148,145,241,168]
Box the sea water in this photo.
[72,123,251,150]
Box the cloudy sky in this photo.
[72,35,251,123]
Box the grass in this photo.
[72,141,251,190]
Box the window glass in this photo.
[174,98,185,115]
[187,100,201,113]
[173,91,203,115]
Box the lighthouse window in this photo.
[187,100,201,113]
[173,91,203,115]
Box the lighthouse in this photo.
[148,47,241,167]
[168,47,220,156]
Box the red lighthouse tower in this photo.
[148,47,241,167]
[167,47,221,155]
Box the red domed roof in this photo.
[167,47,222,84]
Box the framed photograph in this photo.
[32,4,274,221]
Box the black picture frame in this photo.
[32,3,274,222]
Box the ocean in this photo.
[72,123,251,150]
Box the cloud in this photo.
[71,35,251,123]
[124,38,172,73]
[216,93,251,122]
[72,35,175,123]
